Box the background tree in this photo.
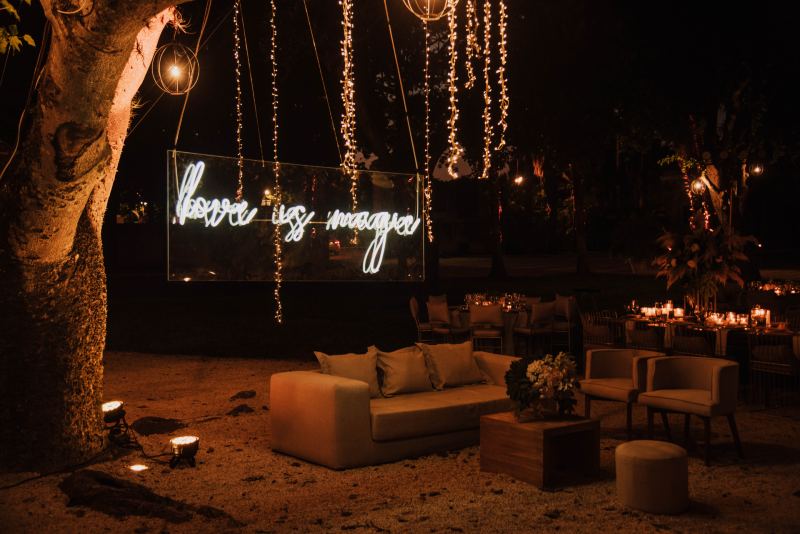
[0,0,188,470]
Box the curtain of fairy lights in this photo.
[340,0,358,215]
[446,4,464,178]
[479,0,493,180]
[232,0,245,200]
[270,0,283,323]
[496,0,509,151]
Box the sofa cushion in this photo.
[314,348,381,398]
[417,341,485,390]
[374,345,433,397]
[369,384,512,441]
[638,389,717,417]
[579,378,637,402]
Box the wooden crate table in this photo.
[480,411,600,489]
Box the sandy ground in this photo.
[1,351,800,533]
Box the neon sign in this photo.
[168,154,423,280]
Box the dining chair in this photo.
[638,356,743,465]
[747,331,799,407]
[409,297,435,342]
[513,301,555,356]
[552,294,579,353]
[626,321,666,352]
[672,325,717,357]
[468,303,504,354]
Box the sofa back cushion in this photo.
[374,345,433,397]
[314,348,381,398]
[417,341,485,389]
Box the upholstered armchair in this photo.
[579,348,664,439]
[638,356,742,464]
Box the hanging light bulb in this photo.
[151,43,199,95]
[690,177,706,195]
[748,162,764,177]
[401,0,458,22]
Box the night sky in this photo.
[2,1,799,256]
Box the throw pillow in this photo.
[417,341,485,389]
[427,300,450,324]
[373,345,433,397]
[314,348,381,398]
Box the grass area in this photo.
[106,270,679,360]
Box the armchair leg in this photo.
[660,411,672,441]
[646,407,654,438]
[584,395,591,418]
[703,417,712,465]
[625,403,632,440]
[727,414,744,459]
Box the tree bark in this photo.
[0,0,183,471]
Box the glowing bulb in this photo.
[168,64,182,79]
[129,464,149,472]
[748,162,764,176]
[690,178,706,195]
[513,175,525,185]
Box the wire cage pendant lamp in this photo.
[151,42,199,96]
[401,0,459,22]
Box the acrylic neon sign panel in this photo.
[167,150,424,281]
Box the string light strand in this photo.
[446,4,464,179]
[479,0,493,180]
[270,0,283,324]
[495,0,509,151]
[464,0,479,89]
[232,0,245,200]
[340,0,358,216]
[423,20,433,242]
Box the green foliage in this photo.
[1,0,35,55]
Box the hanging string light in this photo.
[464,0,479,89]
[269,0,283,324]
[495,0,509,150]
[423,20,433,242]
[232,0,245,201]
[479,0,493,180]
[446,4,464,179]
[340,0,358,215]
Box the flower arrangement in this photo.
[653,225,753,317]
[505,352,577,419]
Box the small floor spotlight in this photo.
[102,400,130,444]
[169,436,200,468]
[128,464,149,472]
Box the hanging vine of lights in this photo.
[269,0,283,324]
[423,20,433,242]
[340,0,358,215]
[232,0,245,200]
[464,0,479,89]
[479,0,493,180]
[446,4,464,179]
[495,0,509,151]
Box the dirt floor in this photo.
[1,351,799,533]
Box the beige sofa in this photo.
[270,351,516,469]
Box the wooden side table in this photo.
[480,411,600,489]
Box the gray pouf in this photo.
[615,440,688,514]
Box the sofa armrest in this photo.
[474,351,519,387]
[270,371,372,469]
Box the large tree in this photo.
[0,0,186,470]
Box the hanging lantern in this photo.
[151,42,199,96]
[690,177,706,195]
[747,161,764,177]
[402,0,458,22]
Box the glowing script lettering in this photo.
[271,204,315,242]
[325,209,421,274]
[176,161,257,227]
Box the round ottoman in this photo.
[615,440,688,514]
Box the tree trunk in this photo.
[0,1,182,471]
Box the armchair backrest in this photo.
[586,348,665,390]
[646,356,739,413]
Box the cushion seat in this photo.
[638,388,717,417]
[579,378,637,402]
[369,384,512,441]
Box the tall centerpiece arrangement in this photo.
[505,352,577,421]
[653,224,753,319]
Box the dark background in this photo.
[2,1,798,358]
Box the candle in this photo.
[674,308,684,319]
